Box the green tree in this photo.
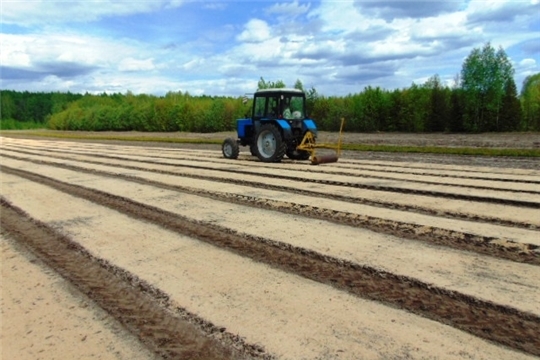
[424,74,450,132]
[387,89,404,131]
[305,86,319,116]
[398,84,430,132]
[499,79,521,131]
[460,42,515,132]
[0,91,16,120]
[520,73,540,131]
[356,86,391,132]
[449,88,465,132]
[257,77,286,89]
[310,96,330,129]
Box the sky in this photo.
[1,0,539,97]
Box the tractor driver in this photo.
[283,98,292,119]
[268,97,279,118]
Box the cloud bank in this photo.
[1,0,538,96]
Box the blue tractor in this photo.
[222,88,322,163]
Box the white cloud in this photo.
[118,58,155,72]
[520,58,537,68]
[309,0,368,34]
[1,0,185,25]
[236,19,272,43]
[0,35,32,67]
[0,32,133,70]
[515,58,539,87]
[355,0,466,21]
[266,1,310,18]
[410,12,471,40]
[181,58,206,71]
[1,0,538,96]
[203,2,228,11]
[516,58,538,80]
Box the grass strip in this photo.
[2,130,539,157]
[341,143,540,157]
[0,131,223,144]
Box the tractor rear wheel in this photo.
[254,124,286,162]
[222,138,239,159]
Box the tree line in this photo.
[0,90,83,129]
[1,43,539,133]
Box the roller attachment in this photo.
[297,118,345,165]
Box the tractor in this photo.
[222,88,343,165]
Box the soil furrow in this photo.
[5,166,539,315]
[300,168,540,194]
[108,158,540,208]
[0,198,270,360]
[109,149,540,190]
[2,166,540,357]
[19,141,536,187]
[332,163,540,184]
[2,151,537,231]
[4,146,539,208]
[336,157,540,174]
[73,150,540,194]
[12,138,540,181]
[3,163,539,265]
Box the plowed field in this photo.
[1,135,539,359]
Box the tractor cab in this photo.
[252,89,305,121]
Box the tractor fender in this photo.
[302,119,317,136]
[253,120,293,141]
[275,119,293,140]
[236,118,252,138]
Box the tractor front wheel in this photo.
[255,124,286,162]
[222,138,239,159]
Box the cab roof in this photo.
[254,88,305,96]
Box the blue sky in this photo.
[1,0,539,96]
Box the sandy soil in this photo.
[1,135,539,359]
[0,235,158,360]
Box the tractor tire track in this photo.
[301,167,540,194]
[4,145,539,209]
[24,142,537,187]
[82,150,540,194]
[116,151,540,191]
[0,199,269,360]
[2,166,540,357]
[6,141,539,204]
[2,163,538,265]
[2,151,537,231]
[333,163,540,184]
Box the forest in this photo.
[1,43,539,133]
